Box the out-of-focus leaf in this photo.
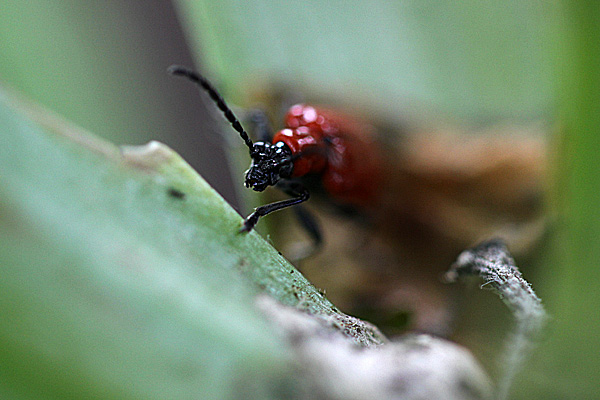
[175,0,556,122]
[0,86,344,399]
[526,2,600,399]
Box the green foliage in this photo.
[0,88,337,399]
[176,0,554,121]
[2,1,598,397]
[532,2,600,398]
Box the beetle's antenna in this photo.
[168,65,254,151]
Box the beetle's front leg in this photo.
[240,180,310,232]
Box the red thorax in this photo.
[272,104,383,207]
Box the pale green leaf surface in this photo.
[176,0,555,122]
[0,87,341,399]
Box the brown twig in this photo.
[446,239,547,400]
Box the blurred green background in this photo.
[1,0,598,398]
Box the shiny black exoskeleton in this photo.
[168,65,313,237]
[245,141,293,192]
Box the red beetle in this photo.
[168,65,551,335]
[168,65,383,243]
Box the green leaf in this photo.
[0,86,356,399]
[175,0,555,121]
[530,2,600,398]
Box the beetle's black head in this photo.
[245,141,293,192]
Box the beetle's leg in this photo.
[247,108,274,142]
[279,182,323,252]
[240,180,309,232]
[292,204,323,249]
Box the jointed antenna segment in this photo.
[168,65,254,151]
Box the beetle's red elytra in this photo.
[274,104,383,206]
